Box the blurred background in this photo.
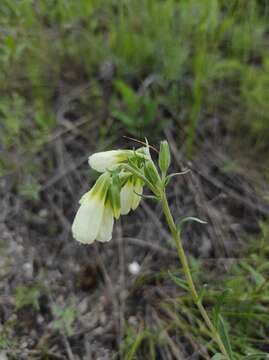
[0,1,269,359]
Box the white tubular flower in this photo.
[120,177,143,215]
[96,206,114,242]
[72,173,111,244]
[131,178,143,210]
[120,179,133,215]
[89,150,132,173]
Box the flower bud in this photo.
[158,141,171,174]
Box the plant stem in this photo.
[161,193,230,358]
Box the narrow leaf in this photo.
[241,262,266,287]
[245,353,269,360]
[197,284,208,302]
[165,169,190,186]
[111,110,134,126]
[211,354,226,360]
[168,271,189,291]
[177,217,207,233]
[217,314,233,359]
[133,191,159,202]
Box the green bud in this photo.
[158,140,171,175]
[144,161,160,186]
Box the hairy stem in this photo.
[161,193,230,358]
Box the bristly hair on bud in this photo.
[158,140,171,176]
[144,160,161,187]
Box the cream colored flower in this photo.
[120,179,133,215]
[132,178,143,210]
[120,177,143,215]
[89,150,132,173]
[96,206,114,242]
[72,173,112,244]
[73,146,150,244]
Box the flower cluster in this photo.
[72,142,171,244]
[72,148,149,244]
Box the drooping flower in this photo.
[73,146,151,244]
[89,150,132,173]
[96,205,114,242]
[72,173,112,244]
[88,147,152,173]
[132,178,143,210]
[120,176,143,215]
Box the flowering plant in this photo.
[72,141,231,358]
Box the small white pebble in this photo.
[128,316,138,327]
[22,262,33,279]
[37,315,44,325]
[128,261,141,275]
[39,209,48,218]
[0,351,8,360]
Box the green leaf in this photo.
[245,353,269,360]
[176,217,207,233]
[211,354,226,360]
[241,262,266,287]
[168,271,189,291]
[114,80,138,113]
[111,109,135,126]
[165,169,190,186]
[126,331,145,360]
[212,288,233,327]
[217,314,233,359]
[197,284,208,302]
[133,191,159,202]
[143,99,157,125]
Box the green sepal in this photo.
[144,161,160,186]
[108,175,121,219]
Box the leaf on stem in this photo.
[133,190,159,202]
[176,216,207,234]
[165,169,190,186]
[197,283,209,302]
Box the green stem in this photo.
[161,193,230,358]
